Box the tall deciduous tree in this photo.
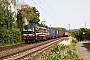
[72,28,90,41]
[16,4,40,32]
[17,10,23,30]
[29,7,40,24]
[17,5,40,25]
[0,0,16,29]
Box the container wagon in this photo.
[48,28,56,39]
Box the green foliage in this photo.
[40,43,81,60]
[38,23,48,28]
[69,29,78,32]
[17,5,40,32]
[0,0,23,46]
[0,0,42,46]
[29,7,40,24]
[17,10,23,31]
[72,38,78,43]
[17,5,40,25]
[72,28,90,41]
[0,0,16,29]
[29,57,32,60]
[51,27,67,32]
[70,38,78,51]
[0,28,22,46]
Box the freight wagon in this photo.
[63,32,70,37]
[48,28,56,39]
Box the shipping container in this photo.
[48,28,56,38]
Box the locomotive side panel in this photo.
[36,27,50,40]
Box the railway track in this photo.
[0,37,66,60]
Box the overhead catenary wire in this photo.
[31,0,68,28]
[43,0,61,18]
[44,0,54,12]
[37,0,62,26]
[43,0,68,28]
[31,0,54,20]
[38,0,53,16]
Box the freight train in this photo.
[22,23,70,43]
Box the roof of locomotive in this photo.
[24,23,48,30]
[34,24,47,29]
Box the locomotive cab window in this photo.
[23,25,33,31]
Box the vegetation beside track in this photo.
[0,28,22,46]
[72,28,90,41]
[29,37,82,60]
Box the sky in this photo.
[22,0,90,30]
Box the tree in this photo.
[17,10,23,31]
[0,0,23,46]
[0,0,16,29]
[38,23,48,28]
[16,5,40,32]
[72,28,90,41]
[51,27,66,32]
[17,5,40,25]
[29,7,40,24]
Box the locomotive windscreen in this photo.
[23,24,34,31]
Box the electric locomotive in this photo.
[36,27,50,40]
[22,23,36,43]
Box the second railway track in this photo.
[0,37,66,60]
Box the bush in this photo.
[0,28,22,46]
[72,39,78,43]
[28,37,81,60]
[72,28,90,41]
[40,44,81,60]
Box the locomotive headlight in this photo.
[33,35,34,36]
[23,34,26,35]
[33,34,35,36]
